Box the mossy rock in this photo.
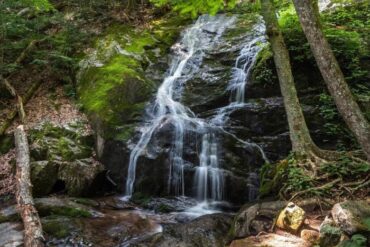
[27,123,101,197]
[77,14,190,141]
[42,216,75,239]
[35,197,96,218]
[31,161,59,197]
[58,158,104,196]
[29,122,93,162]
[0,135,14,155]
[332,200,370,235]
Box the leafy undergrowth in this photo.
[260,153,370,201]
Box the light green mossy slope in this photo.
[78,14,190,140]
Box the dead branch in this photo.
[15,125,45,247]
[0,80,42,136]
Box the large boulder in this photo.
[133,213,233,247]
[28,122,104,197]
[331,200,370,235]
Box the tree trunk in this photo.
[14,125,45,247]
[292,0,370,161]
[260,0,317,156]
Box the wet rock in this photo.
[0,222,23,247]
[35,197,102,218]
[319,217,342,247]
[332,200,370,235]
[141,197,198,213]
[135,213,233,247]
[229,233,310,247]
[276,202,306,233]
[231,201,287,238]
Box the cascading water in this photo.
[193,22,266,204]
[124,14,236,198]
[212,22,266,127]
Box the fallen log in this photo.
[15,125,45,247]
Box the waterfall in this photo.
[194,133,223,201]
[193,22,266,203]
[124,14,236,198]
[212,23,266,127]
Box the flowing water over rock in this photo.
[124,14,267,208]
[125,14,237,198]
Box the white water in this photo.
[125,15,236,198]
[192,22,266,205]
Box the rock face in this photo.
[28,123,104,197]
[331,200,370,235]
[276,202,306,233]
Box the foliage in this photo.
[260,152,370,200]
[320,156,370,179]
[150,0,237,17]
[278,2,368,85]
[338,234,368,247]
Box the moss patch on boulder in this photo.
[77,14,190,141]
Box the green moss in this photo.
[0,135,14,155]
[38,205,92,218]
[157,204,173,213]
[77,13,189,140]
[131,192,151,206]
[251,45,277,85]
[42,217,73,239]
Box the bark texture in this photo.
[293,0,370,161]
[15,125,45,247]
[260,0,316,155]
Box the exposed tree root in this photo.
[277,146,370,201]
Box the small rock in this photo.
[300,229,319,243]
[319,216,342,247]
[276,202,306,232]
[331,200,370,235]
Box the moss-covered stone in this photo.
[35,198,94,218]
[31,161,59,197]
[0,135,14,155]
[27,122,102,197]
[77,14,190,141]
[42,216,74,239]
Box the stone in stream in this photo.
[0,222,23,247]
[331,200,370,235]
[131,213,233,247]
